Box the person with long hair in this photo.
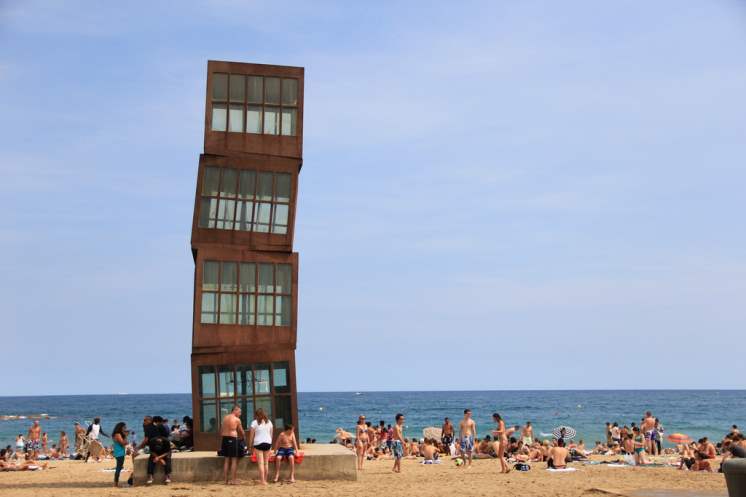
[249,408,273,485]
[492,413,510,473]
[355,415,369,470]
[111,422,129,487]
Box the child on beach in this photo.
[273,423,299,483]
[391,413,405,473]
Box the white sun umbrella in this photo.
[552,426,577,440]
[422,427,442,441]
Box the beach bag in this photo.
[514,463,531,472]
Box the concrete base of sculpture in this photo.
[133,444,356,484]
[723,458,746,497]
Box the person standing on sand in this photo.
[491,413,512,474]
[73,422,86,453]
[605,422,613,445]
[391,413,405,473]
[249,408,273,485]
[58,432,69,458]
[642,411,656,453]
[355,415,369,470]
[27,420,41,459]
[220,405,245,485]
[441,417,454,454]
[111,422,129,487]
[458,409,477,467]
[521,421,534,445]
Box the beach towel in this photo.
[421,459,441,464]
[547,467,577,472]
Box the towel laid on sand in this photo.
[547,467,577,472]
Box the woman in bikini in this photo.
[492,413,510,473]
[355,416,369,470]
[632,427,647,465]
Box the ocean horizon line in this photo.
[1,387,745,398]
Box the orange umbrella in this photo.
[667,433,691,444]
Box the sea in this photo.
[1,390,744,449]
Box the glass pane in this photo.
[248,76,263,103]
[198,198,213,228]
[263,106,279,135]
[247,106,262,133]
[211,104,227,131]
[220,293,237,324]
[229,104,244,132]
[199,366,216,397]
[254,366,271,394]
[239,170,256,199]
[273,362,289,393]
[240,397,254,428]
[221,262,237,291]
[281,78,298,106]
[265,77,280,104]
[275,264,291,294]
[200,401,217,433]
[203,167,220,195]
[258,264,274,293]
[229,74,245,102]
[220,168,237,197]
[239,263,256,292]
[254,203,271,232]
[200,292,217,324]
[218,367,235,397]
[257,295,274,325]
[274,396,291,429]
[216,199,236,229]
[255,397,273,422]
[203,262,219,290]
[238,366,253,396]
[219,401,233,425]
[281,108,296,136]
[275,174,291,202]
[239,293,255,325]
[275,295,291,326]
[257,172,273,201]
[272,204,288,234]
[212,73,228,101]
[234,200,252,231]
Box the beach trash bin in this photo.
[723,458,746,497]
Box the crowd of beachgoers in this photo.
[1,407,744,488]
[335,410,746,475]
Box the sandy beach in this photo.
[0,455,728,497]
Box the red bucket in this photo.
[295,451,304,464]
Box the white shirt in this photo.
[89,424,101,440]
[250,419,273,445]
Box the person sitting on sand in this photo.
[699,437,716,460]
[528,442,544,462]
[692,449,713,472]
[477,435,494,458]
[409,439,420,458]
[548,439,569,469]
[421,439,439,462]
[273,423,299,483]
[622,433,634,456]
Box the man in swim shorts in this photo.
[392,414,405,473]
[441,417,454,454]
[642,411,656,453]
[522,422,534,445]
[458,409,477,467]
[26,421,42,459]
[220,405,245,485]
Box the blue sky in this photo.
[2,1,745,395]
